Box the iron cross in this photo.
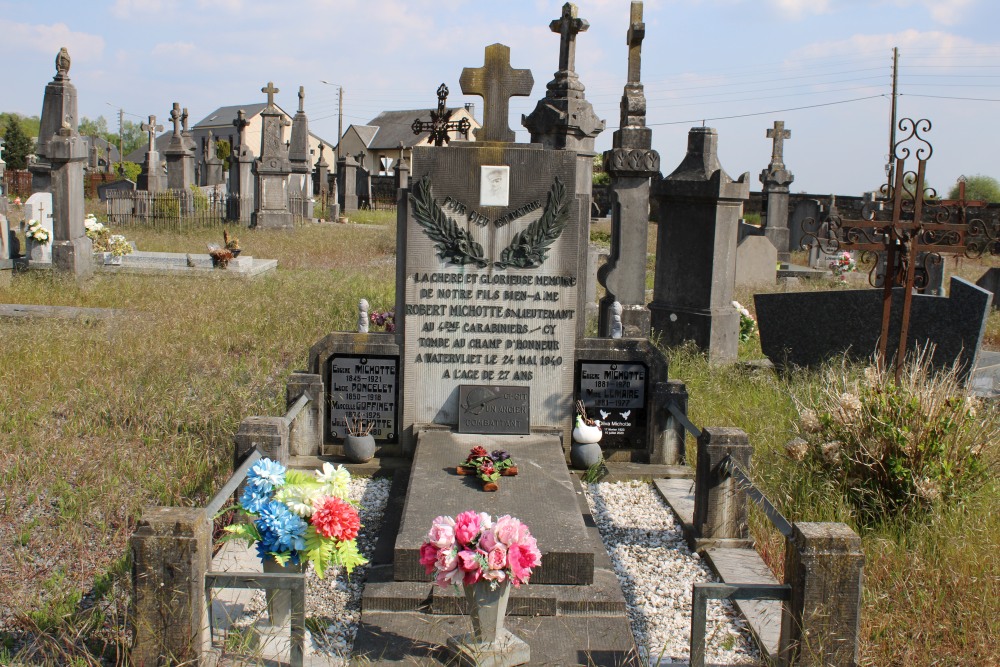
[262,81,279,107]
[551,2,589,73]
[626,1,645,84]
[460,43,533,143]
[411,84,471,147]
[233,109,249,147]
[141,115,163,152]
[767,121,790,165]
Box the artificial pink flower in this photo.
[311,496,360,541]
[507,541,542,586]
[454,510,482,547]
[419,543,439,575]
[436,547,457,572]
[479,527,499,552]
[436,563,464,588]
[493,515,524,546]
[463,567,482,585]
[457,549,480,572]
[427,515,456,550]
[482,567,507,583]
[487,545,507,570]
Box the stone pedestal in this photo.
[285,372,324,456]
[693,426,751,547]
[48,128,93,278]
[649,127,748,364]
[254,88,293,229]
[760,167,794,261]
[165,103,195,191]
[780,522,863,666]
[32,48,79,193]
[130,506,212,667]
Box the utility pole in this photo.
[337,87,344,160]
[887,46,899,192]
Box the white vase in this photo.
[464,579,511,644]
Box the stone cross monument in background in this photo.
[253,81,294,228]
[760,120,794,260]
[165,102,194,190]
[138,115,166,192]
[597,1,659,338]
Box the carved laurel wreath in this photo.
[410,175,570,270]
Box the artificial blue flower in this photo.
[239,485,271,514]
[257,500,307,554]
[246,458,286,495]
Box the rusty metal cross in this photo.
[411,83,471,147]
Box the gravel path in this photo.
[231,477,761,666]
[584,480,762,666]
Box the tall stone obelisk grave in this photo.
[397,43,589,452]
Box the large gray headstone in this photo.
[755,277,992,380]
[735,234,777,287]
[977,267,1000,310]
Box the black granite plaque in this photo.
[457,385,530,435]
[328,354,399,442]
[577,361,648,449]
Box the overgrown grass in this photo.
[0,221,396,661]
[666,342,1000,665]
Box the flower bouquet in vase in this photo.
[419,511,540,665]
[221,458,367,626]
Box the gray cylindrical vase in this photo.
[570,441,603,470]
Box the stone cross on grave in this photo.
[298,85,305,113]
[262,81,279,108]
[141,115,163,152]
[169,103,182,137]
[233,109,249,147]
[626,1,645,84]
[767,120,790,167]
[552,2,589,74]
[460,43,533,143]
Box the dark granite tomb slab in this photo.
[394,430,594,585]
[754,277,992,380]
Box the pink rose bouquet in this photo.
[419,511,542,589]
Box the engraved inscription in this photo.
[329,355,399,442]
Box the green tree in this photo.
[948,174,1000,203]
[79,115,109,137]
[0,112,39,139]
[119,119,144,157]
[215,138,231,171]
[2,115,35,169]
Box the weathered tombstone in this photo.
[288,86,312,207]
[229,109,255,224]
[649,127,750,363]
[48,123,93,277]
[789,198,821,254]
[759,120,794,260]
[30,48,78,193]
[202,131,224,186]
[336,154,359,213]
[596,1,658,338]
[314,142,329,217]
[253,82,294,229]
[977,267,1000,310]
[137,115,166,192]
[165,103,195,190]
[97,178,136,202]
[24,192,54,262]
[735,234,778,286]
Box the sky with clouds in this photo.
[1,0,998,194]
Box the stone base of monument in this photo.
[353,430,640,665]
[93,250,277,278]
[446,629,530,667]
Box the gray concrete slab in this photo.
[394,431,596,585]
[0,303,125,321]
[971,350,1000,399]
[352,611,641,666]
[702,547,781,660]
[653,477,695,526]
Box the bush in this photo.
[793,353,998,524]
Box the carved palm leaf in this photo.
[495,177,569,269]
[410,175,487,268]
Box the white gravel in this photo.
[234,477,761,666]
[584,480,762,666]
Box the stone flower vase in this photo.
[261,556,305,627]
[344,434,376,463]
[447,580,529,664]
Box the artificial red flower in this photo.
[312,497,360,541]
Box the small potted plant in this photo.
[25,219,50,261]
[571,400,603,469]
[369,308,396,333]
[105,233,133,265]
[224,227,241,257]
[85,215,111,253]
[208,247,234,268]
[344,414,376,463]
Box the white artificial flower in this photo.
[316,462,351,499]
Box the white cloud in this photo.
[789,29,1000,62]
[767,0,832,19]
[0,19,104,64]
[110,0,166,18]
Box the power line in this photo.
[636,94,886,128]
[901,93,1000,102]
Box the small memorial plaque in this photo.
[457,385,530,435]
[578,362,648,449]
[328,354,399,442]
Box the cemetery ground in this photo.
[1,210,999,665]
